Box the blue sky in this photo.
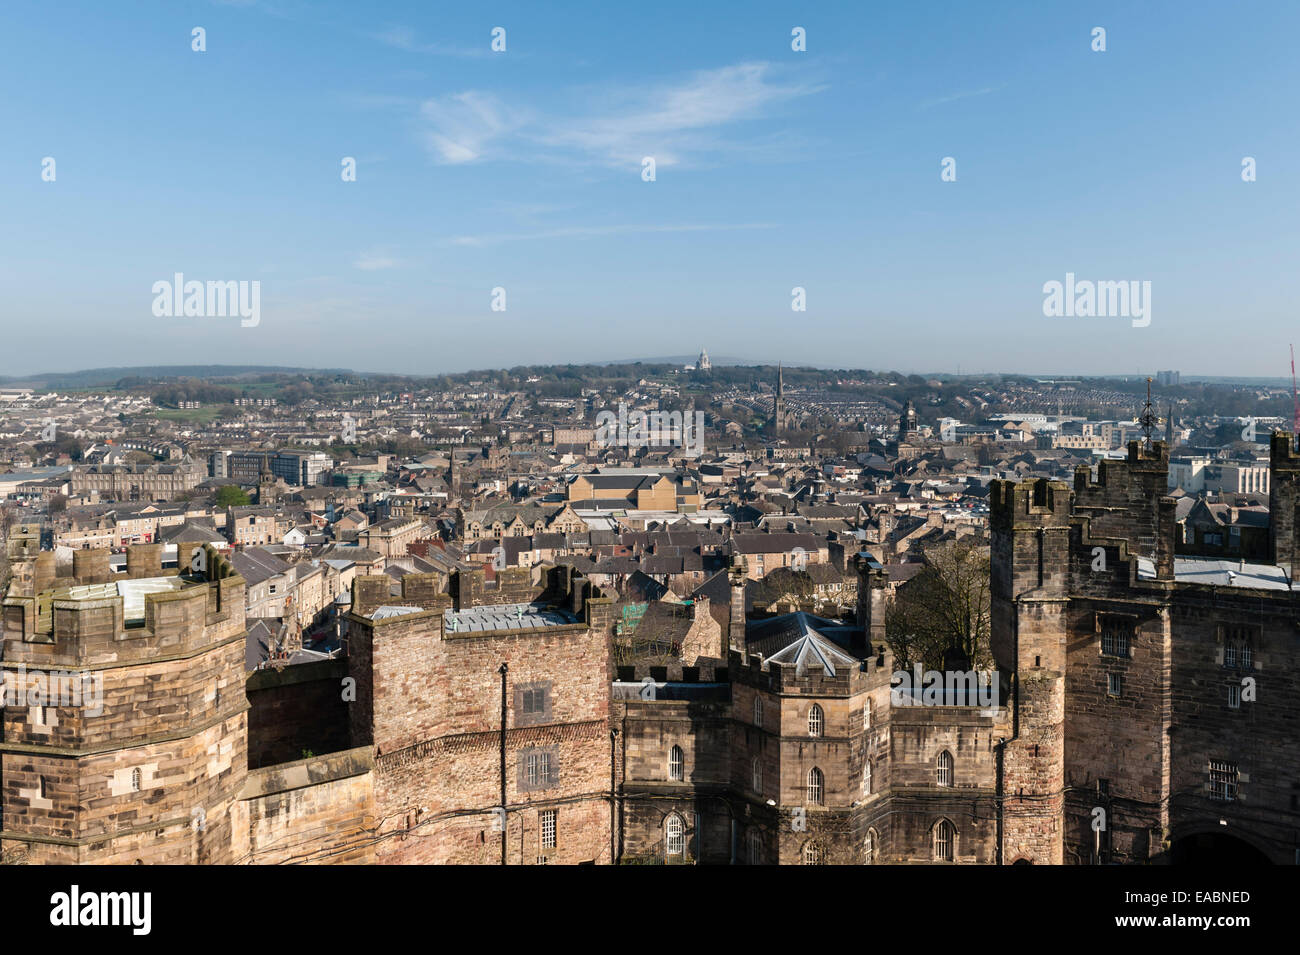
[2,0,1297,378]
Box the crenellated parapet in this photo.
[989,478,1072,534]
[2,543,244,668]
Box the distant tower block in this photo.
[697,348,711,372]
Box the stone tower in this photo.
[988,478,1070,865]
[0,543,249,864]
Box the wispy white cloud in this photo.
[448,222,775,248]
[920,86,1001,109]
[420,92,526,164]
[415,61,823,168]
[372,26,485,58]
[542,62,822,167]
[353,250,402,270]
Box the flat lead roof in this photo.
[444,602,577,632]
[61,576,187,623]
[1137,556,1293,590]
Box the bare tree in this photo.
[884,540,991,672]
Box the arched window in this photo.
[747,830,762,865]
[802,841,824,865]
[131,768,142,792]
[751,756,763,794]
[753,695,763,726]
[934,819,956,862]
[665,813,685,858]
[937,750,954,787]
[863,758,872,796]
[865,827,879,864]
[807,767,825,805]
[669,745,684,781]
[808,704,824,738]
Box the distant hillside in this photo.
[0,366,353,389]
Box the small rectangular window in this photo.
[1209,761,1238,802]
[1222,625,1256,670]
[1100,618,1132,659]
[518,746,559,792]
[1228,684,1242,709]
[516,681,552,726]
[540,809,557,850]
[1107,673,1123,698]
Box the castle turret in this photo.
[988,478,1071,864]
[1,543,249,864]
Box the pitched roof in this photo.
[761,617,858,677]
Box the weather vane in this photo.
[1139,377,1157,449]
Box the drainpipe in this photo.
[609,728,618,865]
[499,662,508,866]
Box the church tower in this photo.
[771,363,786,433]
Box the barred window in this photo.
[808,704,824,738]
[865,828,879,864]
[1223,626,1255,670]
[936,750,954,787]
[802,841,824,865]
[665,814,685,857]
[1101,619,1132,658]
[528,751,549,785]
[753,695,763,726]
[540,809,556,850]
[669,745,684,781]
[934,819,956,862]
[131,768,142,792]
[863,758,872,796]
[751,756,763,794]
[519,747,559,792]
[1209,761,1238,802]
[1228,684,1242,709]
[748,830,762,865]
[865,698,873,730]
[807,767,825,805]
[1107,673,1124,698]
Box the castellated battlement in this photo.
[1,541,249,863]
[613,661,728,685]
[1073,440,1170,498]
[1269,430,1300,470]
[2,543,244,668]
[988,478,1073,531]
